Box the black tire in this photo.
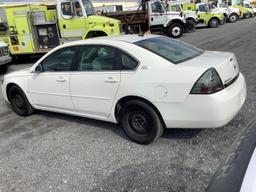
[8,85,34,116]
[208,18,219,28]
[120,100,164,144]
[167,23,183,38]
[0,64,9,74]
[220,16,226,25]
[185,19,196,33]
[228,13,238,23]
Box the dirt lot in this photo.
[0,18,255,192]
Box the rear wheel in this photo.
[228,13,238,23]
[8,85,34,116]
[185,19,196,33]
[120,100,164,144]
[220,16,226,25]
[208,18,219,28]
[167,23,183,38]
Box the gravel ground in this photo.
[0,18,255,192]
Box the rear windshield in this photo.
[134,37,203,64]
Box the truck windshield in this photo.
[82,0,95,16]
[134,37,203,64]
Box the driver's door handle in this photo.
[151,17,154,21]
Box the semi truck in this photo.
[0,0,122,55]
[102,0,186,38]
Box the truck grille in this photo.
[0,46,9,57]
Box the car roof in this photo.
[60,34,160,48]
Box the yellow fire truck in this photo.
[0,0,122,55]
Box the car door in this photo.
[149,1,167,26]
[70,45,121,119]
[29,46,79,111]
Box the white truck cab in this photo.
[167,1,198,32]
[0,42,11,74]
[148,0,186,37]
[217,3,241,22]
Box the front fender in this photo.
[3,76,32,105]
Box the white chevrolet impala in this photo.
[1,35,246,144]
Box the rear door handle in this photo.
[104,80,118,83]
[104,77,118,83]
[56,77,66,82]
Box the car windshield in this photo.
[134,37,203,64]
[82,0,95,16]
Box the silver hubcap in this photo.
[172,27,181,36]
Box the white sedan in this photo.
[1,35,246,144]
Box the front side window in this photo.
[134,37,203,64]
[78,46,116,71]
[40,46,77,72]
[61,2,72,16]
[82,0,95,16]
[151,2,165,13]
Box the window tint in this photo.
[41,46,77,72]
[134,37,203,64]
[79,46,116,71]
[151,2,165,13]
[121,52,138,70]
[61,2,72,16]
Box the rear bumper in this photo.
[155,73,246,128]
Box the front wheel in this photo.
[208,18,219,28]
[8,85,34,116]
[228,13,238,23]
[167,23,183,38]
[120,100,164,144]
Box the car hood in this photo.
[180,51,239,85]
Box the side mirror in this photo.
[34,64,43,73]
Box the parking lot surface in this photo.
[0,18,256,192]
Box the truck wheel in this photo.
[208,18,219,28]
[167,23,183,38]
[229,13,238,23]
[0,64,9,74]
[120,100,164,145]
[185,19,196,33]
[220,16,226,25]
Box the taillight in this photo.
[190,68,224,94]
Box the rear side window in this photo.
[134,37,203,64]
[78,45,117,71]
[121,52,138,70]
